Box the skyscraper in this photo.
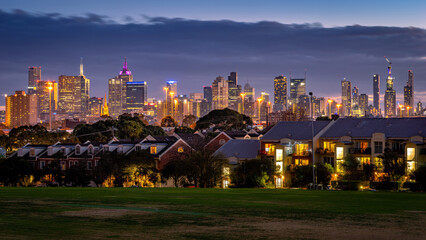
[289,78,306,105]
[244,82,255,102]
[5,91,38,128]
[373,74,380,113]
[404,70,414,115]
[352,86,359,108]
[58,60,90,115]
[359,94,368,114]
[28,67,41,94]
[274,75,287,112]
[126,81,147,112]
[227,72,241,111]
[203,86,212,103]
[212,76,228,109]
[341,78,352,116]
[108,58,134,118]
[88,97,103,116]
[36,80,57,121]
[384,64,396,118]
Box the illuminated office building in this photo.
[126,81,147,112]
[274,75,287,111]
[373,74,380,113]
[384,65,396,117]
[203,86,212,103]
[404,70,414,115]
[212,76,228,109]
[289,78,306,105]
[359,94,369,114]
[341,78,352,116]
[28,67,41,94]
[352,86,359,108]
[108,58,134,118]
[5,91,38,128]
[88,97,103,116]
[227,72,241,111]
[244,82,255,102]
[36,80,57,121]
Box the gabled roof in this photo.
[321,118,426,139]
[174,133,205,148]
[215,139,260,160]
[261,121,332,141]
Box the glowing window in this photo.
[295,144,309,156]
[407,161,415,172]
[178,147,184,153]
[276,161,283,173]
[323,141,336,152]
[276,149,283,161]
[265,144,275,155]
[223,167,230,176]
[407,148,415,161]
[60,161,66,170]
[336,147,344,160]
[150,145,157,154]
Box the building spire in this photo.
[119,57,131,75]
[80,57,84,76]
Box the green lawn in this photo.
[0,188,425,239]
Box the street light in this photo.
[257,98,263,124]
[327,99,333,119]
[163,87,168,117]
[47,82,53,131]
[267,101,271,126]
[336,104,342,116]
[240,93,246,114]
[406,106,411,117]
[398,104,403,118]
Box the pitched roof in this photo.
[175,133,205,148]
[261,121,331,141]
[321,118,426,139]
[215,139,260,159]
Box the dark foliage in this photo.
[195,108,252,130]
[231,158,275,188]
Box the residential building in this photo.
[5,91,38,128]
[274,75,287,112]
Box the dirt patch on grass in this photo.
[61,208,149,218]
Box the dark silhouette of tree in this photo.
[161,116,178,127]
[0,157,33,186]
[195,108,252,130]
[182,115,197,128]
[65,164,90,186]
[231,158,276,188]
[380,149,407,182]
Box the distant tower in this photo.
[203,86,213,103]
[101,94,109,116]
[212,76,228,109]
[352,86,359,108]
[384,58,396,117]
[108,58,133,118]
[227,72,242,111]
[404,70,414,115]
[274,75,287,111]
[289,78,306,105]
[341,78,352,116]
[28,67,41,94]
[80,57,84,76]
[244,81,255,102]
[373,74,380,113]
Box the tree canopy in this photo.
[195,108,252,130]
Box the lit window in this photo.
[407,148,415,161]
[276,149,283,161]
[276,161,283,173]
[178,147,184,153]
[336,147,344,160]
[223,167,230,176]
[265,144,275,155]
[295,144,309,156]
[150,145,157,154]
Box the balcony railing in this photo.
[316,148,334,155]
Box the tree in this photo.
[342,154,361,180]
[231,158,276,188]
[316,163,334,185]
[182,115,197,128]
[65,164,90,186]
[162,160,193,187]
[293,163,333,187]
[195,108,252,130]
[161,116,178,127]
[0,157,34,186]
[118,120,143,140]
[412,164,426,191]
[174,126,195,134]
[380,149,407,182]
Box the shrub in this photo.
[412,164,426,191]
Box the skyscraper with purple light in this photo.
[108,58,134,118]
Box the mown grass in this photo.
[0,188,425,239]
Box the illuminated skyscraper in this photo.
[289,78,306,105]
[274,75,287,111]
[212,76,228,109]
[373,74,380,113]
[126,81,147,112]
[227,72,241,111]
[88,97,103,116]
[5,91,37,128]
[417,101,423,115]
[384,65,396,117]
[203,86,212,102]
[359,94,368,113]
[244,82,255,102]
[28,67,41,94]
[36,80,57,121]
[58,60,90,114]
[108,58,134,118]
[352,86,359,108]
[404,70,414,115]
[341,78,352,116]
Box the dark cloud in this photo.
[0,9,425,106]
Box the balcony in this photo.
[316,148,334,155]
[348,148,371,155]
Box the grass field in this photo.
[0,188,425,240]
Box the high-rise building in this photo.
[404,70,414,116]
[352,86,359,108]
[108,58,134,118]
[126,81,147,112]
[0,107,5,123]
[203,86,212,103]
[28,67,41,94]
[373,74,380,113]
[58,60,90,115]
[359,94,369,114]
[244,82,255,102]
[384,65,396,118]
[289,78,306,105]
[5,91,38,128]
[227,72,241,111]
[36,80,57,121]
[274,75,287,112]
[212,76,228,109]
[417,101,423,115]
[88,97,103,116]
[341,78,352,117]
[190,93,203,101]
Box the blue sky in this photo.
[0,0,425,107]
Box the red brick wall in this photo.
[158,141,192,169]
[205,134,231,152]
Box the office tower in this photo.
[126,81,147,112]
[36,80,57,121]
[261,91,270,102]
[0,107,5,123]
[359,94,368,114]
[244,82,255,102]
[190,93,203,101]
[203,86,213,102]
[384,65,396,117]
[58,60,90,114]
[373,74,380,113]
[417,101,423,115]
[274,75,287,112]
[88,97,103,116]
[289,78,306,105]
[28,67,41,94]
[108,58,134,118]
[166,80,177,95]
[341,78,352,116]
[314,97,326,117]
[352,86,359,108]
[404,70,414,115]
[212,76,228,109]
[227,72,242,111]
[5,91,38,128]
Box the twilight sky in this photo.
[1,0,426,108]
